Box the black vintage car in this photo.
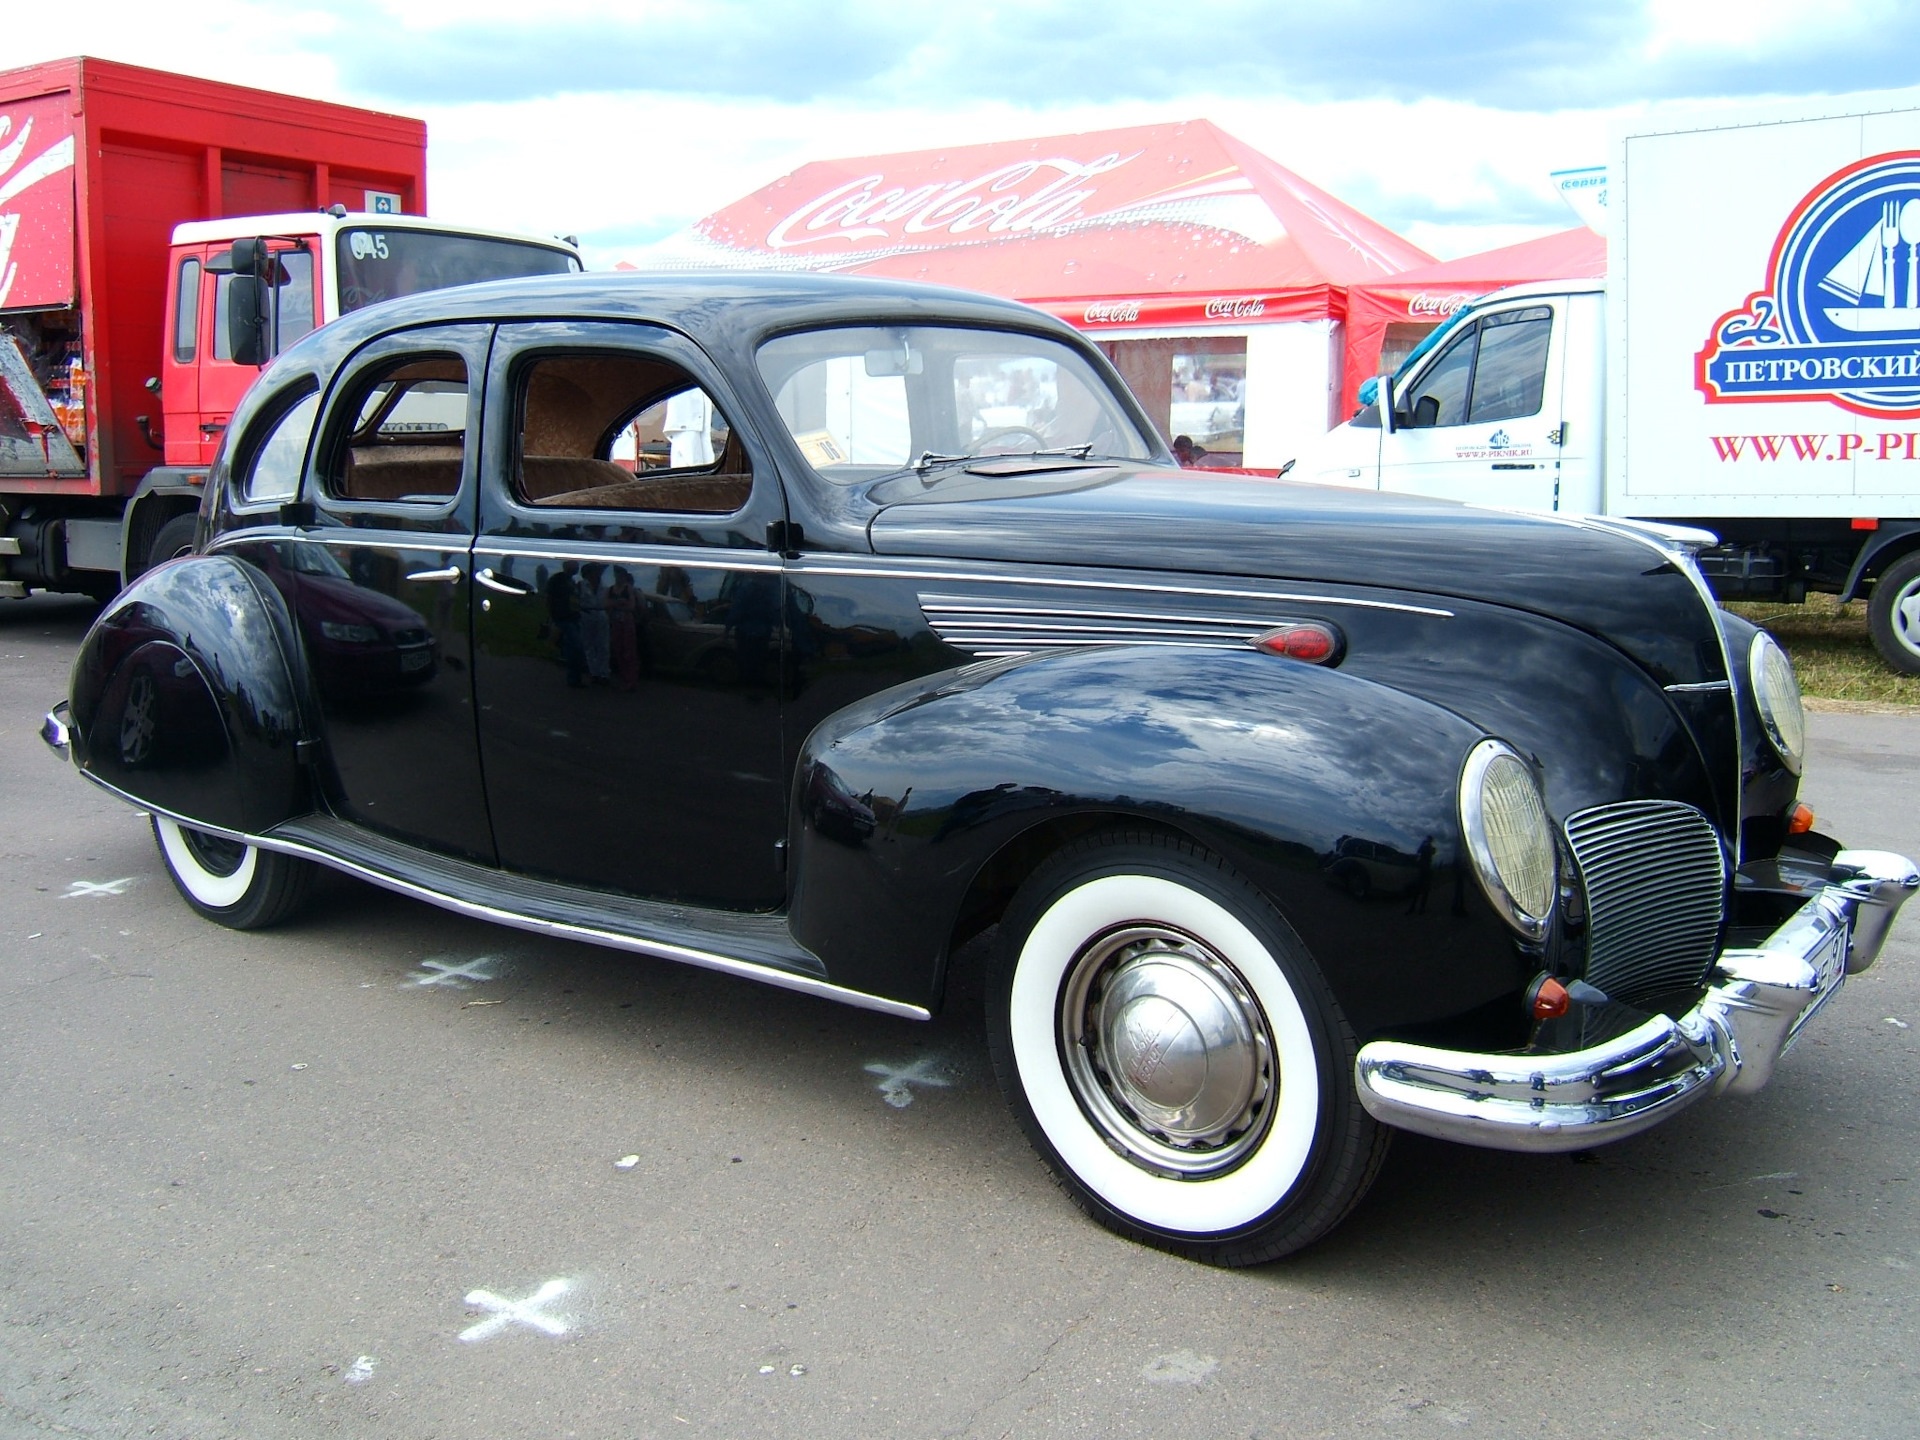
[43,273,1919,1266]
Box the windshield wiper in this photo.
[913,443,1100,475]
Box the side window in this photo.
[324,354,469,503]
[240,389,320,504]
[1466,306,1553,423]
[1402,325,1477,429]
[173,259,201,363]
[517,352,748,515]
[212,248,316,361]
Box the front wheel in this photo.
[1868,551,1920,676]
[152,815,315,929]
[987,832,1388,1266]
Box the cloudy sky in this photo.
[11,1,1920,267]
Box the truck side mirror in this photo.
[1375,375,1396,435]
[228,274,268,367]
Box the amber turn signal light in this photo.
[1525,974,1571,1020]
[1789,803,1815,834]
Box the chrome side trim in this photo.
[210,533,469,557]
[479,543,782,573]
[72,772,930,1022]
[798,561,1456,617]
[1664,680,1731,694]
[1354,847,1917,1151]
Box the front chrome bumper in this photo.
[1355,849,1920,1153]
[41,702,71,757]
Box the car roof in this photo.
[322,269,1077,353]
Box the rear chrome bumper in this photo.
[41,702,71,757]
[1355,849,1919,1153]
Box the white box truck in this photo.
[1294,89,1920,674]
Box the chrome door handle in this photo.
[475,567,533,594]
[405,566,462,582]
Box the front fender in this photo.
[69,555,311,834]
[789,646,1520,1031]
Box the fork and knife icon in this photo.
[1879,197,1920,308]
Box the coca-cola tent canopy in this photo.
[1338,226,1607,419]
[649,119,1434,329]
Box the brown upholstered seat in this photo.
[539,473,753,512]
[339,444,463,501]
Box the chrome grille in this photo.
[1563,800,1727,1005]
[920,594,1278,657]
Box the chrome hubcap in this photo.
[1895,578,1920,657]
[1059,924,1277,1178]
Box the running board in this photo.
[245,814,929,1020]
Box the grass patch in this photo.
[1725,593,1920,706]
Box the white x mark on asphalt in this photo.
[459,1280,571,1342]
[61,878,136,899]
[406,955,502,989]
[864,1055,954,1109]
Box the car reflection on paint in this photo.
[804,763,877,846]
[254,540,439,694]
[1321,834,1425,901]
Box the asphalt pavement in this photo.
[2,591,1916,1439]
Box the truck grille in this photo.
[1563,801,1727,1006]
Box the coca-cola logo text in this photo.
[1082,301,1141,323]
[1203,297,1267,319]
[765,152,1139,251]
[1407,291,1476,318]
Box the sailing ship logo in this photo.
[1697,151,1920,417]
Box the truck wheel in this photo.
[1868,551,1920,676]
[986,831,1389,1266]
[147,514,200,572]
[151,815,315,929]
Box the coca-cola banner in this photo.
[656,121,1432,321]
[0,91,77,310]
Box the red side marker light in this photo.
[1789,803,1815,835]
[1852,517,1880,530]
[1253,622,1341,663]
[1527,974,1572,1021]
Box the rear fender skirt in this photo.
[788,645,1518,1025]
[69,554,311,834]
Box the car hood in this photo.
[866,462,1727,687]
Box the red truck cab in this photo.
[0,57,579,597]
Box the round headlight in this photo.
[1748,631,1805,775]
[1459,739,1557,940]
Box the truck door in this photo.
[191,238,321,465]
[160,249,205,467]
[1382,302,1565,510]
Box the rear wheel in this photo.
[1868,551,1920,676]
[986,831,1388,1266]
[151,815,315,929]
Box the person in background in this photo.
[579,561,612,685]
[544,560,585,688]
[1173,434,1208,468]
[607,565,641,691]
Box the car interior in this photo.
[517,353,750,515]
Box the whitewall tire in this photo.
[152,815,315,929]
[987,832,1388,1266]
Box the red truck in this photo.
[0,57,579,598]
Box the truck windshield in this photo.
[335,228,577,313]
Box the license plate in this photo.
[400,649,432,672]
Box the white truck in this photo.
[1295,89,1920,674]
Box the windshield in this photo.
[756,325,1154,482]
[336,228,578,313]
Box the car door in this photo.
[469,322,789,910]
[269,323,496,862]
[1382,302,1564,510]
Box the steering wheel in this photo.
[972,426,1049,455]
